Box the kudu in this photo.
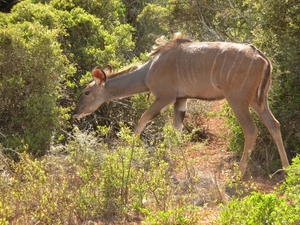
[73,35,289,176]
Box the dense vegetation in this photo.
[0,0,299,224]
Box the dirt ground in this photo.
[184,100,284,191]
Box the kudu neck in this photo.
[104,62,151,98]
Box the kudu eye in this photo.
[84,90,91,95]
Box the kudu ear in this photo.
[101,65,113,76]
[92,66,107,85]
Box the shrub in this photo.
[0,123,211,224]
[0,151,79,224]
[221,103,244,156]
[219,192,288,225]
[218,155,300,225]
[0,21,73,157]
[279,155,300,223]
[0,0,136,157]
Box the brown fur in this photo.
[253,46,272,109]
[150,37,192,56]
[106,64,139,79]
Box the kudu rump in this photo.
[73,35,289,176]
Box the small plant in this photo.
[0,199,12,225]
[221,103,244,155]
[278,155,300,223]
[219,155,300,225]
[142,205,201,225]
[0,152,79,224]
[219,192,287,225]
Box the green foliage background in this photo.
[0,0,300,223]
[1,0,299,159]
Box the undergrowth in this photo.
[0,123,221,224]
[1,101,299,224]
[219,155,300,225]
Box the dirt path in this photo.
[191,100,283,190]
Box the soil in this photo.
[184,100,284,190]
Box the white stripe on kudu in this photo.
[219,48,228,83]
[230,48,247,86]
[210,48,222,88]
[73,34,289,178]
[240,48,257,91]
[226,48,241,82]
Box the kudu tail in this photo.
[257,49,272,109]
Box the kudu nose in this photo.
[72,107,81,119]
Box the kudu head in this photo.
[73,65,112,120]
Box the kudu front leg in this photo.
[135,98,175,135]
[173,98,187,131]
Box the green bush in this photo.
[0,21,73,157]
[221,103,244,156]
[279,155,300,223]
[0,0,137,157]
[219,192,288,225]
[218,155,300,225]
[135,3,169,53]
[6,0,135,85]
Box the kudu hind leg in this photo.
[173,98,187,131]
[135,98,175,135]
[251,101,289,169]
[228,100,258,176]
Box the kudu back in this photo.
[73,36,289,176]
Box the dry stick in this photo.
[179,146,195,185]
[118,138,136,206]
[214,171,226,203]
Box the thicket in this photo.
[0,125,221,224]
[0,0,135,156]
[0,21,73,157]
[1,0,299,160]
[0,0,300,224]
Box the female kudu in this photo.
[73,35,289,176]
